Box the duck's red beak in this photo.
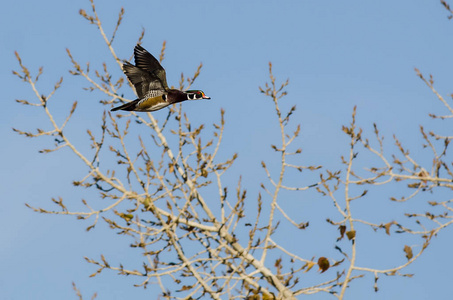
[202,95,211,100]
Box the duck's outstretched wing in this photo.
[122,62,167,99]
[133,44,169,90]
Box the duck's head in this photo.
[186,90,211,100]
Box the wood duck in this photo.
[111,44,210,112]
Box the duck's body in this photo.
[111,88,205,112]
[112,44,210,112]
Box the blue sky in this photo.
[2,0,453,299]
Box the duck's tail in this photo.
[111,99,138,111]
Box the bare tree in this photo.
[13,1,453,299]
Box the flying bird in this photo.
[111,44,210,112]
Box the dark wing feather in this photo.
[134,44,169,90]
[122,62,166,99]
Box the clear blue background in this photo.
[2,0,453,299]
